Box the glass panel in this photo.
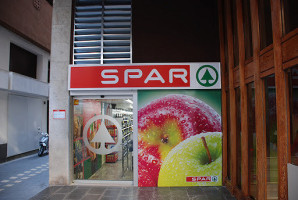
[73,98,133,181]
[227,90,232,180]
[223,1,229,88]
[235,87,241,189]
[258,0,273,50]
[264,75,278,200]
[242,0,253,60]
[248,82,257,199]
[282,0,298,35]
[288,66,298,166]
[231,0,239,67]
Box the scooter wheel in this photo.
[38,146,45,157]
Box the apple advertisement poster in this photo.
[138,90,222,187]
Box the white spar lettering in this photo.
[169,68,188,83]
[124,69,143,84]
[101,68,188,84]
[144,69,165,83]
[101,69,119,84]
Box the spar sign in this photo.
[68,63,220,90]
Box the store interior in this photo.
[73,98,133,181]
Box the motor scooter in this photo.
[37,128,49,157]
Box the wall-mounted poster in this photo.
[138,90,222,187]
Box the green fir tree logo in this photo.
[201,69,214,86]
[196,65,218,87]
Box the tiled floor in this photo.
[30,186,236,200]
[90,152,133,181]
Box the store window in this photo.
[227,90,232,180]
[47,61,50,83]
[9,43,37,79]
[73,98,133,181]
[288,66,298,166]
[242,0,253,60]
[222,3,231,179]
[247,82,257,199]
[235,87,241,189]
[282,0,298,35]
[258,0,273,50]
[223,0,229,74]
[231,0,239,67]
[264,75,278,199]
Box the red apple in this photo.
[138,94,221,186]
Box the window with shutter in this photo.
[73,0,131,65]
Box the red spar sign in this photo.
[69,65,190,89]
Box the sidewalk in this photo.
[0,154,49,200]
[30,185,236,200]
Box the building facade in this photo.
[219,0,298,199]
[0,0,52,161]
[49,0,220,186]
[49,0,298,199]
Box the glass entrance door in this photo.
[73,98,134,181]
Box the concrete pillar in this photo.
[49,0,72,185]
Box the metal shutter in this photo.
[73,0,131,65]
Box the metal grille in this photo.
[73,0,131,65]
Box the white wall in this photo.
[9,72,49,97]
[0,25,50,157]
[0,69,9,90]
[0,25,50,82]
[7,94,47,157]
[0,27,10,71]
[0,91,8,145]
[288,164,298,200]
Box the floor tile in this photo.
[65,193,86,200]
[103,188,121,197]
[47,194,66,200]
[69,187,89,195]
[170,189,188,196]
[30,186,236,200]
[82,194,101,200]
[137,189,156,197]
[120,188,136,196]
[189,196,209,200]
[55,186,76,193]
[88,187,106,194]
[118,195,135,200]
[100,196,118,200]
[170,195,189,200]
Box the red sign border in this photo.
[53,109,66,119]
[68,63,221,90]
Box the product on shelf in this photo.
[105,125,118,163]
[122,115,133,174]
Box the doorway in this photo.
[72,97,134,182]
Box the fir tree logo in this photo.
[196,65,218,87]
[83,115,122,155]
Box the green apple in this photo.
[158,132,222,186]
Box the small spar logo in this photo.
[186,176,218,182]
[196,65,219,87]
